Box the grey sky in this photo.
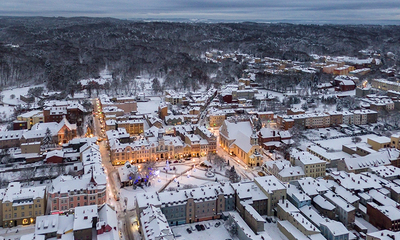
[1,0,399,23]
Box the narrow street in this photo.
[92,98,136,240]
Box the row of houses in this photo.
[277,110,378,130]
[108,125,217,165]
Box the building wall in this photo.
[367,204,399,231]
[162,204,186,226]
[49,187,107,213]
[367,138,391,151]
[2,197,45,227]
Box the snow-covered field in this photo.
[118,160,230,211]
[136,96,163,114]
[0,84,46,121]
[315,133,378,151]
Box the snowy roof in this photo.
[0,130,25,140]
[233,131,253,153]
[137,184,234,209]
[342,149,398,171]
[35,214,59,235]
[323,190,355,212]
[279,166,305,179]
[299,206,326,228]
[278,221,309,240]
[291,149,325,165]
[287,185,310,202]
[368,189,399,207]
[320,220,349,236]
[45,150,64,159]
[329,171,382,191]
[73,205,98,231]
[97,204,119,240]
[368,202,400,221]
[289,211,320,233]
[3,182,46,203]
[231,182,268,201]
[254,176,286,193]
[296,177,329,196]
[140,205,174,240]
[228,211,272,240]
[118,162,139,182]
[313,195,335,211]
[367,230,400,240]
[220,120,252,141]
[368,136,391,144]
[307,145,350,161]
[242,202,266,222]
[278,199,299,214]
[18,110,43,118]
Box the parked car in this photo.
[266,217,271,223]
[191,225,196,231]
[186,228,192,234]
[215,222,221,227]
[205,223,210,229]
[200,224,205,231]
[195,224,201,231]
[258,171,266,176]
[173,160,179,163]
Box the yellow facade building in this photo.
[1,182,46,227]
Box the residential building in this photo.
[290,149,326,178]
[323,190,356,226]
[391,134,400,149]
[263,160,305,182]
[27,204,118,240]
[48,144,107,213]
[1,182,46,227]
[367,136,391,151]
[136,184,235,226]
[140,205,175,240]
[253,176,287,216]
[117,120,144,135]
[286,185,311,209]
[17,110,44,130]
[367,202,400,232]
[371,78,400,92]
[337,149,399,173]
[230,182,267,233]
[320,220,350,240]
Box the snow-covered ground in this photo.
[172,219,236,240]
[0,223,35,240]
[0,84,46,121]
[1,84,45,106]
[262,216,289,240]
[118,160,230,210]
[136,96,163,115]
[314,134,378,151]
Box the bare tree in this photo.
[208,153,225,171]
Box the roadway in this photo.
[92,98,136,240]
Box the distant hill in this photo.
[0,17,399,92]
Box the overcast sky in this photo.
[1,0,400,24]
